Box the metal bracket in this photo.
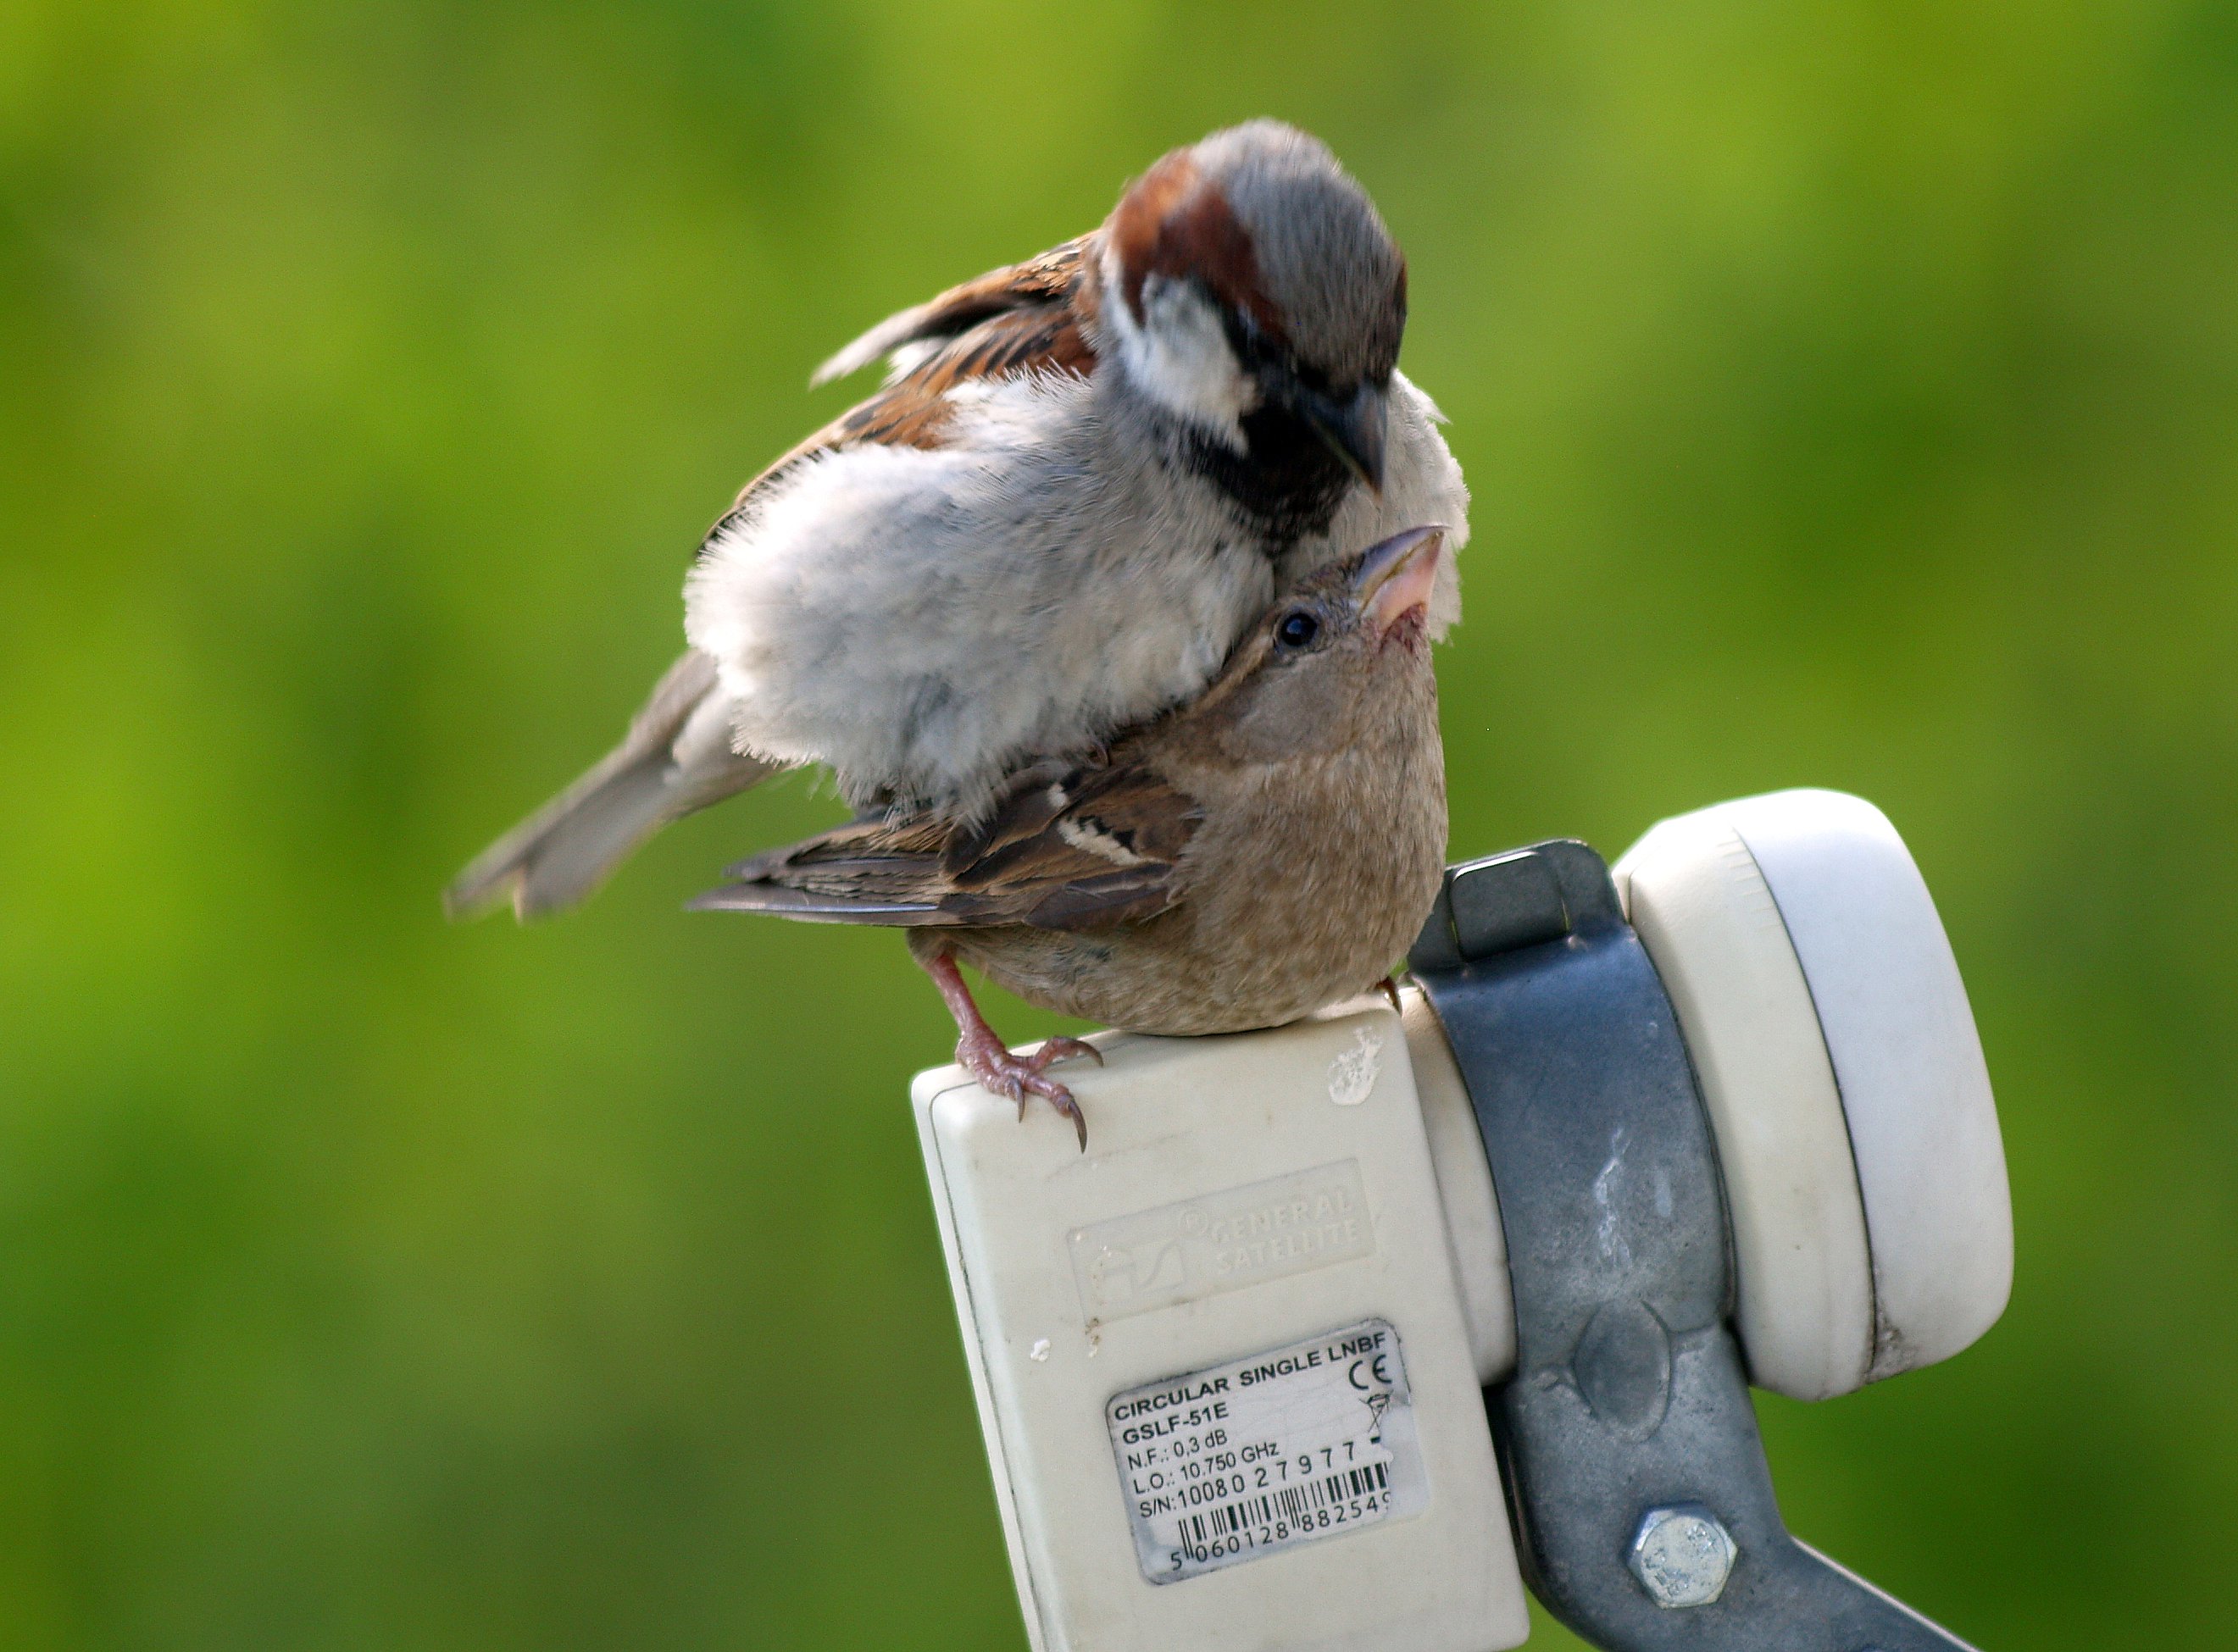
[1408,841,1981,1652]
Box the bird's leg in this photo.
[920,948,1102,1150]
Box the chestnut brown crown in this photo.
[1107,121,1407,489]
[1112,123,1405,390]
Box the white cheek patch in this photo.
[1108,275,1254,450]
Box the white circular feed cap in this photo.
[1615,790,2011,1399]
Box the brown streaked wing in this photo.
[702,236,1101,540]
[946,762,1198,893]
[809,238,1093,385]
[696,751,1202,932]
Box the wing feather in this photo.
[702,235,1102,539]
[695,750,1200,932]
[810,239,1093,386]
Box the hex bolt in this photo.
[1629,1505,1738,1607]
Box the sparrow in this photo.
[448,120,1467,920]
[692,526,1451,1146]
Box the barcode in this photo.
[1177,1461,1390,1549]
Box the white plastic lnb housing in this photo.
[914,788,2013,1649]
[1613,788,2013,1400]
[913,1001,1530,1652]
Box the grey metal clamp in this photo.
[1408,840,1980,1652]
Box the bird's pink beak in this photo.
[1353,525,1445,640]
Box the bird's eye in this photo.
[1274,609,1321,652]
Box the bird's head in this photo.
[1187,526,1444,763]
[1100,121,1406,490]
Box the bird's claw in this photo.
[958,1033,1097,1150]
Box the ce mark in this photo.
[1347,1354,1392,1391]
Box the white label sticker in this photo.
[1105,1319,1425,1583]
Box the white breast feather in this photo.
[686,373,1266,814]
[684,365,1473,815]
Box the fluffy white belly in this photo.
[685,373,1272,812]
[684,367,1470,815]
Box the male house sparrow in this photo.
[448,120,1467,919]
[693,527,1450,1145]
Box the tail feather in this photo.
[446,651,776,921]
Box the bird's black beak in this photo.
[1351,525,1445,638]
[1298,380,1389,493]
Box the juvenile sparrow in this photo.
[692,526,1450,1145]
[449,120,1467,920]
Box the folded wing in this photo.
[808,238,1095,389]
[691,753,1201,931]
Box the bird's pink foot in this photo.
[921,948,1102,1150]
[955,1028,1101,1149]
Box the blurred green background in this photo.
[3,0,2234,1646]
